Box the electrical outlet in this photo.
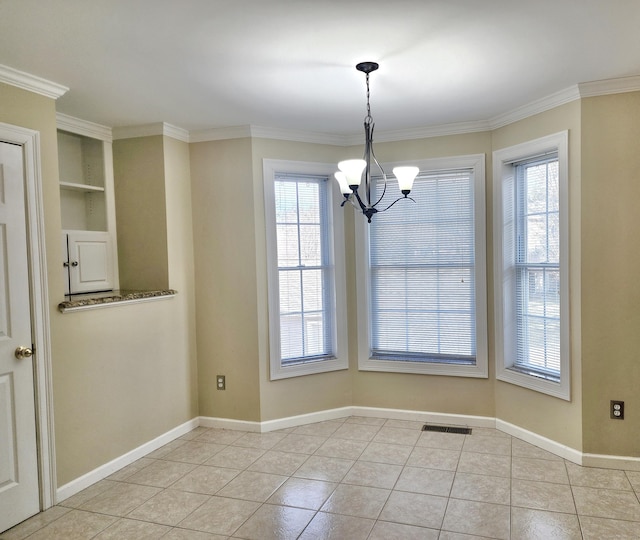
[216,375,226,390]
[610,400,624,419]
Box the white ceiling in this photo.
[2,0,640,137]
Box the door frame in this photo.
[1,122,56,510]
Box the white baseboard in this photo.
[495,419,583,465]
[257,407,352,432]
[56,418,199,503]
[197,416,262,432]
[351,406,496,428]
[56,408,640,503]
[199,406,494,433]
[198,407,352,433]
[582,453,640,472]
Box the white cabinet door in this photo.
[64,231,114,294]
[0,142,39,532]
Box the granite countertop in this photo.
[58,289,177,312]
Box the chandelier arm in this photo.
[369,149,388,208]
[351,188,370,215]
[378,195,416,213]
[363,119,373,208]
[340,194,361,211]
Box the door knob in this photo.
[15,346,34,359]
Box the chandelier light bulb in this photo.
[393,166,419,194]
[334,172,352,195]
[338,159,366,187]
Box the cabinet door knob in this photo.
[71,261,79,267]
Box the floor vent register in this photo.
[421,424,472,435]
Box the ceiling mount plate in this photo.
[356,62,379,74]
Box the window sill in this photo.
[359,356,488,378]
[58,289,177,313]
[497,366,569,401]
[508,364,560,384]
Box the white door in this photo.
[0,141,40,532]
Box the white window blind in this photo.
[274,174,335,364]
[514,156,560,376]
[368,169,477,364]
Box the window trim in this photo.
[355,154,488,378]
[493,131,570,400]
[263,159,348,380]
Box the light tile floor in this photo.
[3,416,640,539]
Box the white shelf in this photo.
[60,181,105,193]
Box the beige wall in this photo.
[5,76,640,492]
[0,83,63,295]
[491,101,583,450]
[1,83,198,486]
[54,132,198,485]
[51,299,197,485]
[581,92,640,456]
[190,138,262,421]
[113,136,169,290]
[164,136,199,418]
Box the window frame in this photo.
[493,131,570,400]
[263,159,348,380]
[355,154,488,378]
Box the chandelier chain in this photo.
[365,72,372,123]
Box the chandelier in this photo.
[334,62,418,223]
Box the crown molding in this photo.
[355,120,493,146]
[577,74,640,98]
[189,125,252,143]
[0,64,68,100]
[248,125,348,146]
[190,122,495,146]
[488,85,581,130]
[188,86,585,145]
[112,122,189,142]
[163,123,190,142]
[56,113,112,142]
[189,125,348,145]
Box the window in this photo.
[356,155,487,377]
[264,160,347,380]
[515,156,560,374]
[493,132,570,400]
